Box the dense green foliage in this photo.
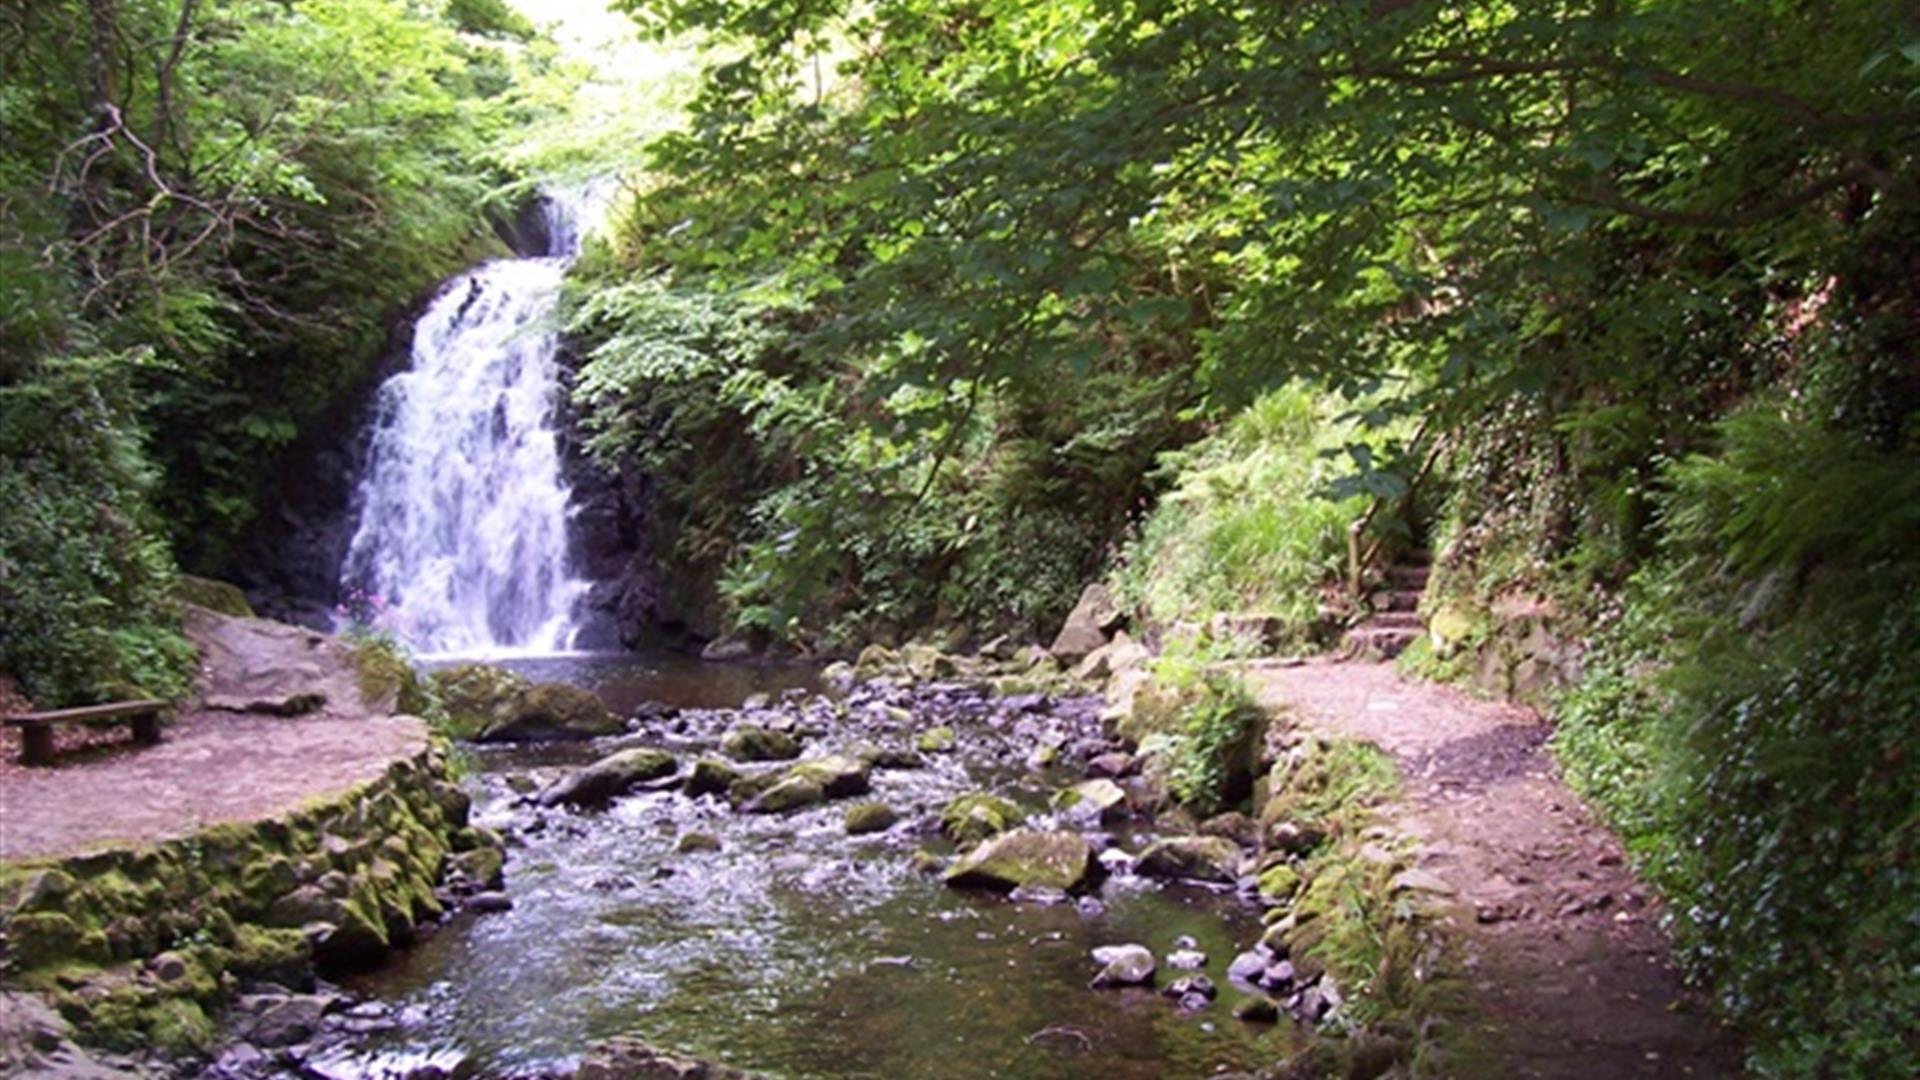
[584,1,1920,1070]
[0,0,550,703]
[1112,386,1362,643]
[0,352,196,705]
[566,241,1197,646]
[1550,404,1919,1076]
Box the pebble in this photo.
[1166,948,1208,970]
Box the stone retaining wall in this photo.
[0,741,499,1055]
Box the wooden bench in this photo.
[3,699,169,766]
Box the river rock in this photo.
[945,829,1096,893]
[1088,943,1155,988]
[844,802,899,835]
[685,758,741,797]
[941,793,1025,845]
[539,748,678,808]
[1052,778,1128,822]
[676,832,722,854]
[742,776,824,814]
[480,682,622,742]
[1086,751,1135,778]
[1264,819,1327,856]
[916,726,957,753]
[1049,583,1121,662]
[1166,947,1208,970]
[1164,974,1218,1000]
[1199,811,1260,849]
[1227,951,1269,984]
[576,1035,757,1079]
[236,993,332,1047]
[1071,631,1149,682]
[468,891,514,914]
[446,846,505,890]
[1136,836,1245,884]
[429,663,534,740]
[722,725,801,762]
[783,754,871,799]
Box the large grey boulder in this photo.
[1048,583,1122,662]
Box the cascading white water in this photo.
[340,191,604,656]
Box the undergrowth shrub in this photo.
[0,354,194,706]
[1551,403,1920,1077]
[1136,643,1268,816]
[1112,386,1361,645]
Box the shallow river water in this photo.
[300,655,1305,1078]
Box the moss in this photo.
[227,924,310,985]
[1258,862,1302,902]
[350,636,434,717]
[940,793,1024,845]
[8,911,110,968]
[427,662,531,740]
[145,997,216,1053]
[173,575,254,618]
[2,742,469,1055]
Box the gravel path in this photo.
[1243,658,1740,1078]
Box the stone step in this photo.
[1368,611,1423,630]
[1344,626,1420,660]
[1386,565,1431,589]
[1378,590,1423,613]
[1401,548,1434,567]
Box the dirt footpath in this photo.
[0,711,427,862]
[1244,659,1739,1079]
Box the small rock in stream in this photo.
[1166,948,1208,970]
[1163,974,1218,1000]
[844,802,899,835]
[676,832,723,854]
[1089,944,1156,988]
[1227,951,1268,984]
[467,891,514,914]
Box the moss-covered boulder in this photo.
[853,644,899,680]
[685,757,742,797]
[783,754,872,799]
[538,748,678,809]
[743,776,825,814]
[945,829,1097,893]
[1137,835,1245,884]
[478,682,621,742]
[721,725,801,762]
[174,575,253,618]
[1257,862,1303,903]
[941,793,1024,845]
[917,726,957,753]
[844,802,899,835]
[1053,779,1129,821]
[429,663,533,740]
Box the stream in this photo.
[234,656,1306,1079]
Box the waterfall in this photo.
[339,189,605,657]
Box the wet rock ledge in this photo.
[0,740,503,1062]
